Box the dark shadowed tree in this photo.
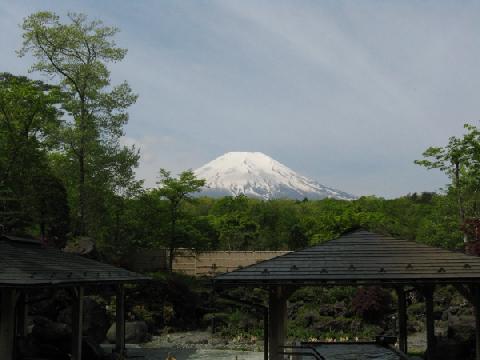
[0,73,66,237]
[0,72,62,188]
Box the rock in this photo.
[29,289,72,320]
[82,337,105,360]
[107,321,149,344]
[63,236,95,255]
[16,335,41,359]
[37,343,70,360]
[18,332,70,360]
[209,337,229,346]
[429,338,474,360]
[82,297,110,343]
[58,297,109,343]
[448,314,475,343]
[408,320,424,333]
[32,317,71,342]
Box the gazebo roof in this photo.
[215,230,480,286]
[0,235,149,287]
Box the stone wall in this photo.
[129,249,290,276]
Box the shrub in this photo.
[351,286,393,323]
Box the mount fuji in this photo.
[194,152,356,200]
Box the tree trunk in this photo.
[169,207,176,272]
[78,100,87,236]
[78,149,86,235]
[455,162,468,243]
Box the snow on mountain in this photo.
[194,152,356,200]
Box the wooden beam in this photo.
[396,286,408,354]
[16,292,28,337]
[470,285,480,360]
[263,307,268,360]
[71,287,84,360]
[268,286,288,360]
[0,288,17,360]
[115,284,126,355]
[423,286,436,360]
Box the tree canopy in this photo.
[19,11,139,236]
[155,169,206,270]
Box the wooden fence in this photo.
[129,248,291,277]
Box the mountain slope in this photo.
[194,152,356,200]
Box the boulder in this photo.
[63,236,95,255]
[82,337,105,360]
[58,297,109,343]
[429,338,474,360]
[107,321,149,344]
[18,332,70,360]
[16,335,41,359]
[32,317,71,342]
[448,314,475,343]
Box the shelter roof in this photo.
[0,235,149,287]
[215,230,480,286]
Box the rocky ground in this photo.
[142,330,428,359]
[143,331,263,352]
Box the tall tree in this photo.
[155,169,205,271]
[0,73,66,236]
[415,124,480,243]
[0,72,61,187]
[19,12,139,236]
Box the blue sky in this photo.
[1,1,479,197]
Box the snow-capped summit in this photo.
[194,152,356,200]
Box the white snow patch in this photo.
[194,152,356,200]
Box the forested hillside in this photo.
[101,192,464,257]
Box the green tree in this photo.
[288,224,308,250]
[0,72,61,188]
[415,124,480,243]
[214,213,259,250]
[20,11,139,236]
[0,73,67,237]
[155,169,205,270]
[31,173,70,247]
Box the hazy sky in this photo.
[1,1,479,198]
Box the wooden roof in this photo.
[0,235,149,287]
[215,230,480,286]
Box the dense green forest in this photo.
[2,11,480,265]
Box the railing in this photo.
[279,345,326,360]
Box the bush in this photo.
[351,287,393,323]
[407,302,425,318]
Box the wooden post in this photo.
[268,286,287,360]
[264,307,269,360]
[473,286,480,360]
[0,288,17,360]
[16,292,28,337]
[71,287,84,360]
[396,286,408,354]
[115,284,126,355]
[424,286,436,360]
[292,341,302,360]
